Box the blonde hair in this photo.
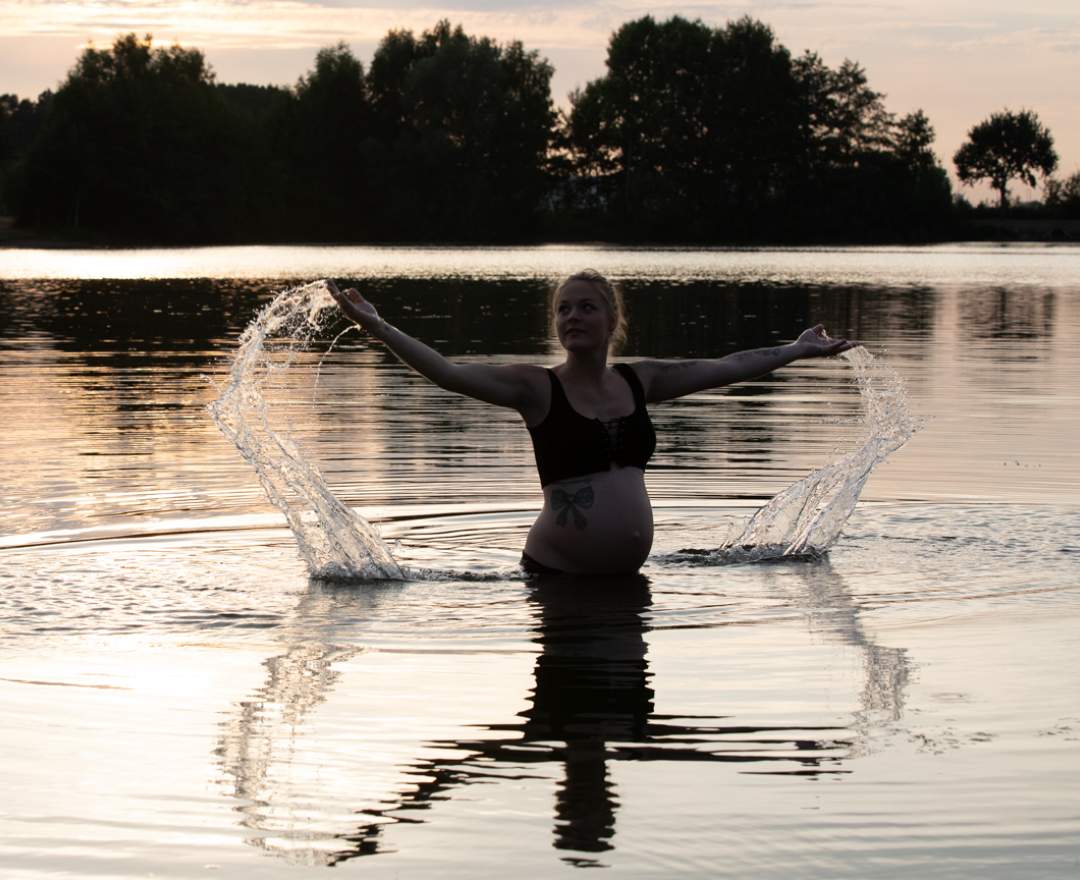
[551,269,628,354]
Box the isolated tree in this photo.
[953,109,1058,209]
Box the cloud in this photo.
[3,0,1075,57]
[280,0,586,8]
[0,0,621,49]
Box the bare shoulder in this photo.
[443,361,549,414]
[501,362,549,383]
[493,362,549,395]
[509,363,551,425]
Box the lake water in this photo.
[1,244,1078,878]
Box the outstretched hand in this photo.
[327,279,383,334]
[796,324,857,358]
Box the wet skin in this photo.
[328,278,853,575]
[522,281,655,572]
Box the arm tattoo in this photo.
[728,346,787,363]
[550,480,595,529]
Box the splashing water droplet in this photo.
[716,345,920,562]
[208,280,404,581]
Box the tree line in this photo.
[0,19,1074,245]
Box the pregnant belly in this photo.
[525,468,654,574]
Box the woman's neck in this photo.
[560,347,609,381]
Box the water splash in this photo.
[208,280,404,581]
[212,282,915,579]
[683,346,919,564]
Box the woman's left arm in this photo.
[636,325,856,403]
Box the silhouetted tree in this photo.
[565,15,951,242]
[5,19,959,244]
[214,82,294,239]
[894,110,936,167]
[15,34,246,241]
[793,55,894,167]
[787,88,951,242]
[285,43,373,239]
[569,16,716,233]
[701,17,806,234]
[0,93,46,214]
[566,15,804,239]
[1044,170,1080,219]
[888,111,953,237]
[954,109,1058,210]
[365,20,556,240]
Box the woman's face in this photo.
[554,281,614,353]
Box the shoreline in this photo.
[3,216,1079,250]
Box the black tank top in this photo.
[527,363,657,488]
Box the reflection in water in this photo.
[217,567,909,867]
[217,640,362,856]
[4,272,1079,540]
[214,581,408,865]
[764,561,910,727]
[958,287,1055,341]
[3,253,1079,878]
[515,576,656,860]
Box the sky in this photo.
[1,0,1078,202]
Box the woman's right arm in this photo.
[328,282,544,415]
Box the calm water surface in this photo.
[1,244,1078,878]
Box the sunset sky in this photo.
[2,0,1077,201]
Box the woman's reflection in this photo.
[218,564,903,867]
[523,574,653,855]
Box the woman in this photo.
[329,271,853,575]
